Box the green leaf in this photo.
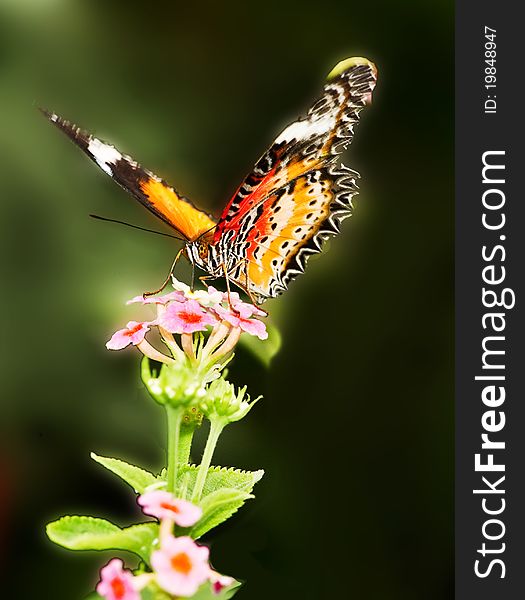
[46,516,158,563]
[177,464,264,499]
[239,323,281,366]
[91,453,158,493]
[190,488,253,539]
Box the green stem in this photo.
[166,406,184,493]
[178,420,197,466]
[191,419,225,502]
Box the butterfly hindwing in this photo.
[42,110,216,241]
[214,57,377,301]
[227,164,359,301]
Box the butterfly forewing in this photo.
[214,58,377,302]
[41,109,216,241]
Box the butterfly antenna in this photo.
[195,223,218,241]
[89,214,186,241]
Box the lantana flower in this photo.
[138,491,202,527]
[105,277,268,368]
[159,299,218,334]
[214,303,268,340]
[96,559,140,600]
[172,279,224,306]
[151,534,210,597]
[106,321,151,350]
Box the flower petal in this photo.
[239,317,268,340]
[138,491,202,527]
[106,321,150,350]
[159,300,217,334]
[151,535,210,597]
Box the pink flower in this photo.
[158,299,217,334]
[216,290,265,317]
[126,291,185,305]
[106,321,151,350]
[151,535,210,597]
[172,279,224,307]
[225,290,241,304]
[209,571,235,595]
[203,286,225,306]
[96,558,139,600]
[214,305,268,340]
[231,298,266,319]
[138,491,202,527]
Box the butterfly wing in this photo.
[42,110,216,241]
[213,57,377,302]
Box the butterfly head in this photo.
[196,239,209,261]
[186,239,219,273]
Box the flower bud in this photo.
[141,357,208,408]
[200,377,260,424]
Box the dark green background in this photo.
[1,1,453,598]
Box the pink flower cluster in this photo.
[96,490,233,599]
[106,279,267,364]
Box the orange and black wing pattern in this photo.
[41,110,216,242]
[213,57,377,302]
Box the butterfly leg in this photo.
[221,262,235,308]
[197,267,237,313]
[198,273,215,288]
[199,262,235,309]
[199,260,266,314]
[236,259,268,314]
[229,258,259,306]
[144,247,184,297]
[190,260,196,291]
[241,259,260,307]
[197,266,235,309]
[225,259,268,314]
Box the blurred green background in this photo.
[0,0,453,598]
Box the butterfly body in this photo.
[43,57,377,304]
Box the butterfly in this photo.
[42,57,377,304]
